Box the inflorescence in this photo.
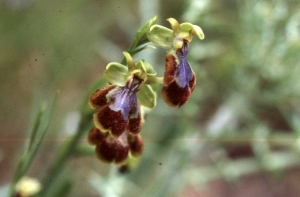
[87,17,204,167]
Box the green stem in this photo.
[38,115,91,196]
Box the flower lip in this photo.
[162,39,196,108]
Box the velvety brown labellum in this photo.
[95,138,120,163]
[128,134,144,157]
[87,127,108,145]
[162,52,196,108]
[128,112,142,135]
[88,85,116,109]
[94,105,129,137]
[161,74,196,108]
[95,136,129,164]
[114,145,129,165]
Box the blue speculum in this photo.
[175,41,194,88]
[108,77,141,120]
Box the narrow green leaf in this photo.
[28,104,46,152]
[128,16,158,51]
[9,93,58,197]
[20,93,58,180]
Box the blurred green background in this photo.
[1,0,300,196]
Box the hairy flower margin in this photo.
[88,17,204,166]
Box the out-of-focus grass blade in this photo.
[42,176,72,197]
[73,145,95,157]
[27,104,46,152]
[9,93,59,197]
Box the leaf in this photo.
[128,16,158,51]
[9,93,58,197]
[27,105,46,152]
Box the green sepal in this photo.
[136,84,156,108]
[180,23,205,40]
[135,60,156,76]
[143,61,156,76]
[103,62,130,86]
[147,25,174,49]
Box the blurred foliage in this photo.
[1,0,300,197]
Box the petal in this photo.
[94,105,129,137]
[123,52,136,72]
[87,127,107,145]
[128,134,144,157]
[191,24,205,40]
[88,85,116,109]
[167,18,181,34]
[104,62,130,86]
[161,80,192,108]
[163,52,178,87]
[136,84,157,109]
[147,25,174,49]
[180,23,205,40]
[128,111,142,135]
